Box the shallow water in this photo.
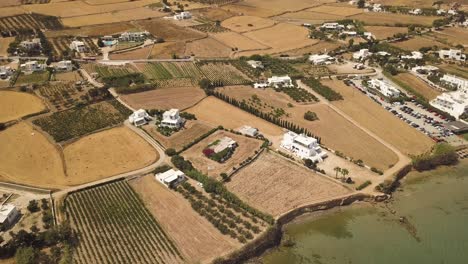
[262,162,468,264]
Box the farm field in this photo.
[286,41,341,57]
[15,71,50,85]
[391,36,448,51]
[182,130,263,178]
[191,7,236,21]
[130,175,239,263]
[82,63,136,79]
[51,37,99,57]
[198,62,251,85]
[186,96,284,140]
[37,81,104,111]
[222,0,327,17]
[109,45,152,60]
[64,126,158,181]
[120,86,206,110]
[273,11,344,25]
[212,32,269,51]
[0,122,65,189]
[54,71,82,82]
[324,79,434,156]
[431,27,468,47]
[307,5,364,17]
[226,151,351,217]
[221,16,276,33]
[364,26,408,40]
[218,86,398,169]
[0,37,14,56]
[0,91,46,123]
[148,42,186,59]
[136,19,205,42]
[0,13,63,31]
[394,73,441,100]
[349,12,438,26]
[66,180,184,264]
[438,64,468,79]
[143,121,214,152]
[185,37,232,58]
[45,22,137,38]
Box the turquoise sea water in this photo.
[262,161,468,264]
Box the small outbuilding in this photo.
[0,204,19,230]
[155,169,185,188]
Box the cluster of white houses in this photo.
[128,108,184,128]
[309,54,336,65]
[20,61,46,74]
[430,86,468,119]
[101,31,151,47]
[129,109,152,126]
[281,131,327,162]
[438,49,466,62]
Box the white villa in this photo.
[174,11,192,20]
[160,109,184,128]
[401,51,423,60]
[368,79,401,98]
[267,75,293,88]
[155,169,185,188]
[281,131,327,162]
[0,204,19,228]
[372,4,383,12]
[70,41,87,53]
[353,49,372,60]
[430,87,468,119]
[320,22,344,30]
[363,32,373,40]
[409,8,422,15]
[309,54,336,65]
[439,49,466,62]
[0,66,14,79]
[20,61,45,73]
[20,38,41,50]
[237,125,259,137]
[119,31,150,42]
[213,137,237,154]
[247,60,264,69]
[55,60,73,71]
[440,74,468,90]
[129,109,151,126]
[253,82,268,89]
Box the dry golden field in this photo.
[218,86,398,169]
[0,0,20,8]
[192,7,236,21]
[394,73,441,100]
[286,41,341,56]
[226,151,351,217]
[187,96,284,139]
[222,0,329,17]
[137,19,205,42]
[149,42,186,59]
[221,16,276,33]
[364,26,408,40]
[0,7,25,18]
[0,91,46,123]
[350,12,438,26]
[109,45,152,60]
[213,32,269,51]
[45,22,137,38]
[0,122,65,189]
[273,11,344,25]
[323,79,435,156]
[130,175,239,264]
[182,130,263,178]
[391,36,449,50]
[431,27,468,47]
[0,37,14,56]
[307,5,364,17]
[373,0,449,8]
[64,126,158,181]
[143,121,214,152]
[54,71,83,82]
[221,4,280,18]
[120,86,206,110]
[438,64,468,79]
[185,37,232,58]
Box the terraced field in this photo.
[66,181,184,264]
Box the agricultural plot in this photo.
[38,82,108,110]
[50,37,99,57]
[438,64,468,80]
[0,91,45,123]
[221,16,276,33]
[33,100,129,142]
[198,62,251,85]
[273,10,344,25]
[134,62,205,84]
[227,151,351,217]
[364,26,408,40]
[307,5,363,17]
[0,37,14,56]
[185,37,232,58]
[431,27,468,47]
[15,71,50,85]
[349,12,438,26]
[391,36,448,51]
[212,32,269,52]
[148,41,186,59]
[137,18,205,42]
[191,23,229,34]
[0,14,63,32]
[294,64,333,78]
[393,73,441,100]
[66,181,184,264]
[82,63,136,79]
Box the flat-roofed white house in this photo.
[281,131,327,162]
[174,11,192,20]
[368,79,401,98]
[70,41,87,53]
[247,60,264,69]
[237,125,258,137]
[320,22,344,30]
[401,51,423,60]
[372,4,383,12]
[20,38,41,50]
[155,169,185,188]
[253,82,268,89]
[160,109,184,128]
[213,137,237,153]
[119,31,150,42]
[353,49,372,60]
[309,54,335,65]
[439,49,466,62]
[0,204,19,229]
[440,74,468,90]
[55,60,73,71]
[20,61,45,73]
[268,75,293,88]
[129,109,151,126]
[409,8,422,15]
[430,87,468,119]
[0,66,14,79]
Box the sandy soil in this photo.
[120,86,206,110]
[137,18,205,42]
[307,5,364,16]
[391,36,448,51]
[364,26,408,40]
[64,126,158,181]
[285,41,341,57]
[0,91,46,123]
[324,79,434,156]
[221,16,276,33]
[185,37,231,58]
[0,122,65,189]
[149,41,186,59]
[273,10,344,25]
[0,37,14,56]
[109,45,152,60]
[54,71,82,82]
[45,22,137,38]
[0,6,25,17]
[182,130,263,178]
[395,73,441,100]
[431,27,468,47]
[130,175,239,264]
[143,120,214,152]
[212,31,269,51]
[349,12,438,26]
[226,151,351,217]
[0,0,19,8]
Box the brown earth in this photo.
[192,7,237,21]
[221,16,276,33]
[307,5,364,17]
[149,42,186,59]
[226,151,351,217]
[212,31,269,51]
[182,130,264,178]
[431,27,468,47]
[136,18,205,42]
[130,175,239,264]
[185,37,232,58]
[394,73,441,100]
[0,37,14,56]
[0,91,46,123]
[391,36,448,50]
[109,45,152,60]
[45,22,137,38]
[54,71,83,82]
[364,26,408,40]
[350,12,438,26]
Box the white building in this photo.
[341,31,357,37]
[280,131,327,162]
[129,109,151,126]
[320,22,344,30]
[0,66,14,79]
[0,204,19,228]
[155,169,185,188]
[212,137,237,154]
[376,51,391,57]
[430,88,468,119]
[119,31,150,42]
[372,4,383,12]
[20,38,41,50]
[174,11,192,20]
[363,32,373,40]
[439,49,466,62]
[20,61,45,73]
[436,9,446,15]
[247,60,264,69]
[411,65,439,74]
[309,54,335,65]
[401,51,423,60]
[368,79,401,98]
[253,82,268,89]
[267,76,293,88]
[447,9,458,15]
[70,41,87,53]
[55,60,73,71]
[237,125,258,137]
[441,74,468,90]
[353,49,372,60]
[160,109,184,128]
[409,9,422,15]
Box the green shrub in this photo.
[356,180,372,190]
[304,111,318,121]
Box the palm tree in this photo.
[334,167,341,179]
[341,168,349,181]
